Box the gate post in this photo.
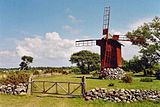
[81,76,86,97]
[30,78,33,95]
[27,75,33,95]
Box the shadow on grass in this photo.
[134,74,154,77]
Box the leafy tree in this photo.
[70,50,100,74]
[128,56,144,73]
[123,56,143,73]
[122,58,129,71]
[127,16,160,76]
[19,55,33,70]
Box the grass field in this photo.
[0,74,160,107]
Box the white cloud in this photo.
[0,50,17,57]
[63,25,80,35]
[129,17,152,30]
[15,32,99,67]
[120,41,141,60]
[16,32,73,59]
[110,29,122,35]
[65,8,72,14]
[68,15,80,23]
[0,50,19,68]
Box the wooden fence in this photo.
[30,76,86,96]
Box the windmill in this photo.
[75,7,145,78]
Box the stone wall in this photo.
[0,83,28,95]
[100,67,125,80]
[85,88,160,103]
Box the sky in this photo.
[0,0,160,68]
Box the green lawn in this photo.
[34,74,160,90]
[0,74,160,107]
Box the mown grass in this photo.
[0,94,160,107]
[0,74,160,107]
[34,74,160,90]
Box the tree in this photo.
[19,55,33,70]
[70,50,100,74]
[128,56,144,73]
[127,16,160,76]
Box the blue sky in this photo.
[0,0,160,68]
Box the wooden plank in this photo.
[55,82,58,94]
[81,76,86,96]
[31,79,33,95]
[44,83,56,93]
[32,80,81,84]
[57,83,68,94]
[70,85,81,94]
[68,82,70,95]
[32,92,81,96]
[43,81,45,93]
[33,82,43,91]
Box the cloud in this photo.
[0,50,17,57]
[120,41,141,60]
[16,32,72,58]
[110,29,122,35]
[15,32,99,67]
[0,50,19,68]
[129,17,152,30]
[63,25,80,35]
[68,15,80,23]
[65,8,72,14]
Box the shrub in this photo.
[71,68,81,73]
[62,70,70,75]
[91,71,99,78]
[140,78,153,82]
[156,70,160,80]
[0,71,30,85]
[44,69,54,74]
[33,70,40,75]
[108,83,114,87]
[121,74,133,83]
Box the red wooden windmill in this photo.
[75,7,145,76]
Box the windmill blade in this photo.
[115,35,146,45]
[75,39,98,47]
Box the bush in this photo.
[108,83,114,87]
[91,71,99,78]
[62,70,70,75]
[44,69,54,74]
[145,69,154,76]
[121,74,133,83]
[33,70,40,75]
[156,70,160,80]
[140,78,153,82]
[71,68,81,73]
[0,71,30,85]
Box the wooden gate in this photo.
[30,76,86,96]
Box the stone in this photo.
[152,95,157,99]
[94,92,99,95]
[91,89,95,92]
[83,88,160,103]
[19,92,26,95]
[95,88,99,91]
[85,96,91,101]
[126,101,130,103]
